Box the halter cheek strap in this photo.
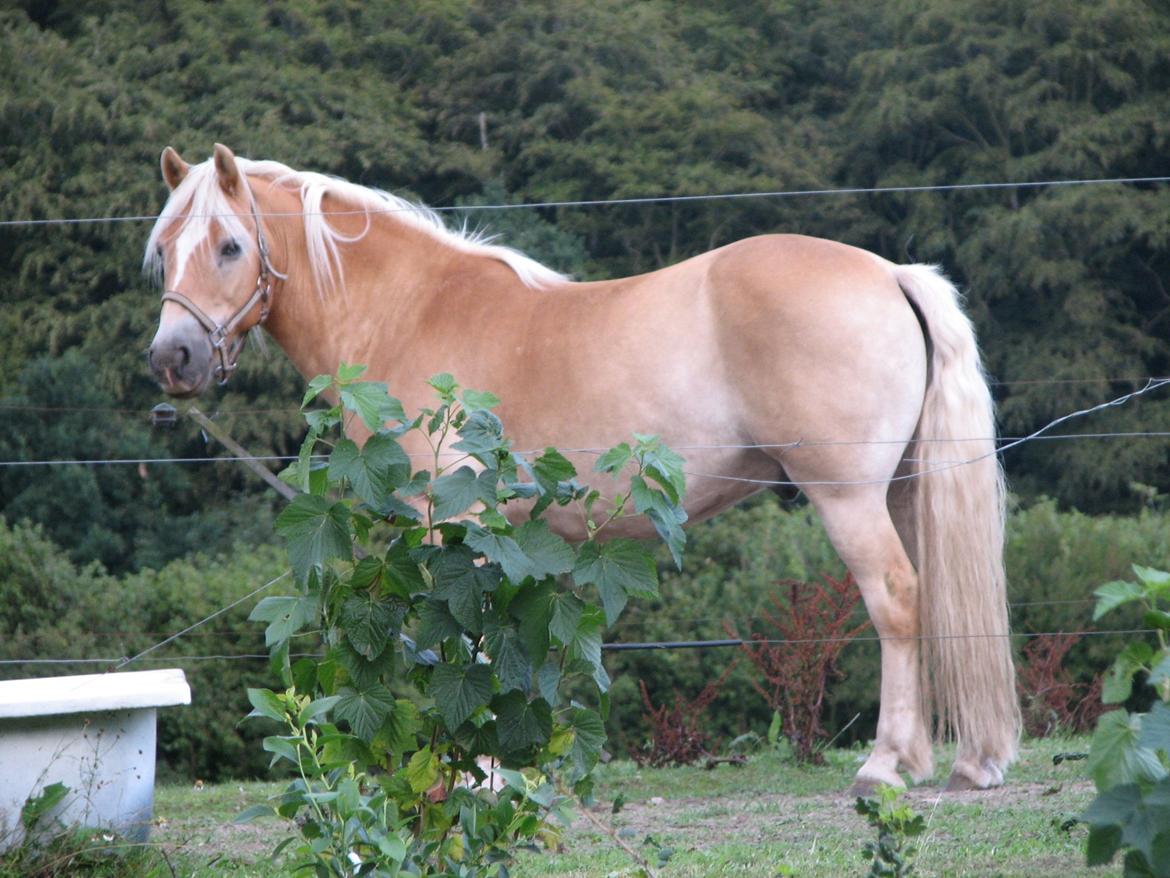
[160,176,275,385]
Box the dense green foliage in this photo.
[239,367,685,875]
[1082,565,1170,875]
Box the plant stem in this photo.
[558,780,658,878]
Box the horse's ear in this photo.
[160,146,188,191]
[212,143,241,195]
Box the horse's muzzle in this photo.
[148,319,214,398]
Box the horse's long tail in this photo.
[894,263,1020,775]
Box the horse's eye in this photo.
[219,239,242,259]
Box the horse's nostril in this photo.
[178,345,190,367]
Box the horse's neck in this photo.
[262,210,448,382]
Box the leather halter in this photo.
[160,176,274,385]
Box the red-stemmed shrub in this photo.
[1017,632,1105,737]
[633,660,738,767]
[727,573,869,763]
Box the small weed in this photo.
[855,784,926,878]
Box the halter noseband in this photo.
[160,176,274,385]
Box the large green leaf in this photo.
[334,682,396,741]
[339,381,407,432]
[634,433,687,505]
[328,434,410,507]
[245,688,286,724]
[427,373,457,401]
[493,691,552,752]
[463,526,530,583]
[465,520,574,584]
[566,606,608,691]
[406,746,440,794]
[536,663,561,706]
[1134,565,1170,600]
[301,373,334,408]
[1089,710,1169,790]
[451,409,507,457]
[1103,642,1155,704]
[573,538,658,625]
[461,388,501,413]
[1085,823,1123,867]
[533,447,577,486]
[249,594,319,647]
[526,447,581,516]
[431,545,499,634]
[431,466,498,521]
[1138,701,1170,754]
[384,540,427,598]
[593,443,632,476]
[1094,579,1147,620]
[339,591,405,660]
[513,520,575,579]
[415,599,464,650]
[630,475,687,568]
[275,495,352,582]
[1083,778,1170,871]
[331,640,394,690]
[372,699,422,758]
[568,706,607,777]
[483,621,532,693]
[428,663,494,731]
[549,593,585,646]
[512,581,554,664]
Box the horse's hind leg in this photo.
[803,485,933,792]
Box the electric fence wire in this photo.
[1,380,1167,489]
[0,626,1157,666]
[109,570,290,671]
[1,372,1164,417]
[1,594,1102,644]
[0,175,1167,228]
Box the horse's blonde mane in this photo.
[144,154,566,294]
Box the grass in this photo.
[0,736,1102,878]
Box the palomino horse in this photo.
[146,144,1019,792]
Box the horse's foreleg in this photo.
[808,490,933,793]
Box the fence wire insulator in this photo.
[150,402,177,428]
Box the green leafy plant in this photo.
[1082,564,1170,875]
[855,784,926,878]
[240,365,687,877]
[19,783,70,837]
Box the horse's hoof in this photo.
[945,771,989,791]
[849,775,903,798]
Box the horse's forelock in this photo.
[143,159,254,281]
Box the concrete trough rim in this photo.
[0,668,191,718]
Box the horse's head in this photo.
[146,143,275,396]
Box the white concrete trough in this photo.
[0,668,191,851]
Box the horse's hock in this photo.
[0,669,191,851]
